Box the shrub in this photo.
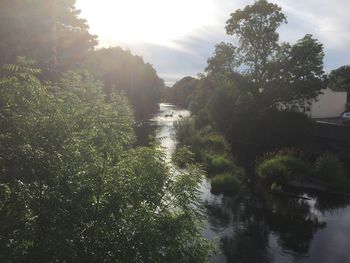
[174,116,197,146]
[172,146,195,168]
[204,153,233,175]
[211,173,241,195]
[314,154,345,188]
[200,133,229,153]
[257,155,308,185]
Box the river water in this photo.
[136,103,350,263]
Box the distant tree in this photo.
[225,0,287,94]
[0,0,97,76]
[170,76,198,108]
[328,65,350,92]
[265,34,325,105]
[83,47,164,119]
[206,42,238,76]
[206,0,325,106]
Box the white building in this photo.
[279,88,348,119]
[306,88,348,118]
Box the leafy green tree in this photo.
[225,0,287,94]
[0,60,211,262]
[265,34,325,105]
[328,65,350,92]
[169,76,198,108]
[206,0,325,106]
[83,47,164,119]
[0,0,97,76]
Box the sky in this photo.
[76,0,350,86]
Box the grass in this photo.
[211,173,241,195]
[256,154,308,185]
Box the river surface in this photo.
[136,103,350,263]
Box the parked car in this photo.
[341,112,350,124]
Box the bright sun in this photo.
[76,0,218,48]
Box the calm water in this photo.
[136,103,350,263]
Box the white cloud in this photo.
[76,0,350,83]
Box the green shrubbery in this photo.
[257,151,350,193]
[203,153,233,175]
[257,154,308,185]
[174,116,244,195]
[172,146,195,168]
[0,63,211,262]
[313,154,350,191]
[211,173,241,195]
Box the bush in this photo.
[174,116,198,146]
[200,133,229,153]
[314,154,346,188]
[211,173,241,195]
[172,146,195,168]
[257,155,308,185]
[204,153,233,175]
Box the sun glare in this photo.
[76,0,218,48]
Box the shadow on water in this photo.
[139,103,350,263]
[204,184,350,263]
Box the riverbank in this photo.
[143,103,350,263]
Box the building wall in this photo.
[307,88,347,118]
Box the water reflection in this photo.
[204,184,350,263]
[139,103,350,263]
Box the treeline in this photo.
[168,0,349,168]
[0,1,211,261]
[0,0,163,119]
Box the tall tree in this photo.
[328,65,350,92]
[83,47,164,120]
[0,0,97,76]
[169,76,198,108]
[206,0,325,106]
[225,0,287,93]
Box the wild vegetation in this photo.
[169,0,350,195]
[173,116,243,195]
[0,0,211,261]
[0,60,211,262]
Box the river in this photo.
[136,103,350,263]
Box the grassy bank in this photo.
[173,117,244,195]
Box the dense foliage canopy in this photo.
[83,47,164,119]
[0,0,97,76]
[328,65,350,92]
[0,60,210,262]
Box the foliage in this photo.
[203,153,233,176]
[174,116,198,147]
[314,154,346,188]
[168,76,198,108]
[172,146,195,168]
[0,63,211,262]
[257,154,308,185]
[83,47,164,119]
[211,173,241,195]
[0,0,97,76]
[205,0,325,107]
[226,108,315,167]
[328,65,350,92]
[225,0,287,93]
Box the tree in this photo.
[206,42,238,76]
[328,65,350,92]
[225,0,287,93]
[206,0,325,106]
[265,34,325,105]
[0,60,211,262]
[83,47,164,120]
[0,0,97,76]
[169,76,198,108]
